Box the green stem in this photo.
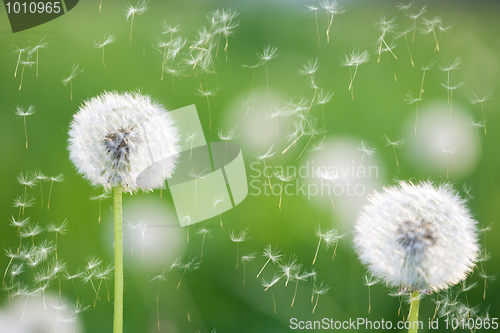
[113,185,123,333]
[408,291,420,333]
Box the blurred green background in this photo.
[0,0,499,332]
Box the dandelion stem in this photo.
[404,33,414,67]
[419,70,426,99]
[23,116,28,149]
[367,284,371,314]
[282,133,304,154]
[262,159,272,190]
[312,293,320,313]
[291,279,299,307]
[272,292,276,314]
[481,102,487,135]
[408,291,420,333]
[129,15,135,45]
[113,184,124,333]
[47,180,54,209]
[296,133,314,161]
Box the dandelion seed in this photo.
[241,253,255,287]
[62,63,83,100]
[291,270,314,307]
[218,7,239,61]
[265,106,286,137]
[3,248,18,285]
[125,0,149,45]
[442,147,457,180]
[465,116,484,152]
[230,228,249,270]
[262,273,281,291]
[278,254,300,287]
[218,126,237,165]
[357,141,376,174]
[21,223,43,246]
[257,245,282,278]
[73,300,90,332]
[47,174,64,209]
[8,263,24,285]
[16,104,36,149]
[406,6,426,42]
[94,263,113,305]
[189,167,209,206]
[18,55,34,91]
[470,89,493,135]
[376,15,398,63]
[28,36,48,77]
[49,258,66,296]
[364,274,381,314]
[477,266,495,300]
[399,25,415,67]
[90,192,110,224]
[94,32,116,67]
[312,225,338,265]
[419,59,435,99]
[298,59,320,115]
[441,78,464,119]
[273,169,295,210]
[340,49,369,100]
[421,15,444,51]
[305,5,321,46]
[12,45,30,77]
[315,167,338,207]
[17,171,35,200]
[176,256,200,289]
[47,219,68,260]
[320,0,344,43]
[212,195,224,228]
[257,45,278,94]
[404,91,421,134]
[31,169,46,207]
[439,56,461,102]
[13,196,34,225]
[164,63,184,93]
[150,273,167,330]
[316,89,334,138]
[196,225,212,261]
[382,135,405,167]
[196,85,219,131]
[256,145,276,191]
[312,282,330,313]
[65,271,83,301]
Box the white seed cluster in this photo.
[68,91,180,191]
[353,181,479,293]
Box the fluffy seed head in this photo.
[353,181,479,293]
[68,91,180,191]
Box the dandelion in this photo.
[382,135,405,167]
[230,228,249,270]
[47,219,68,260]
[465,116,485,152]
[341,49,369,100]
[94,32,116,67]
[62,63,83,100]
[125,0,149,44]
[442,147,457,180]
[196,85,219,131]
[257,45,278,94]
[196,225,212,261]
[90,192,111,224]
[68,91,180,333]
[441,78,464,119]
[320,0,344,43]
[419,59,435,99]
[150,273,167,330]
[241,253,255,287]
[212,195,225,228]
[189,167,209,206]
[273,169,295,210]
[218,126,237,165]
[28,36,48,77]
[47,174,64,209]
[354,181,479,332]
[15,105,35,150]
[18,56,34,91]
[312,282,330,313]
[470,89,493,135]
[421,15,444,51]
[305,5,321,46]
[376,15,398,63]
[176,256,200,289]
[357,140,376,172]
[256,245,282,278]
[404,91,422,134]
[316,89,334,138]
[256,145,276,191]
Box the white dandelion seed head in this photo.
[353,181,479,293]
[68,91,180,192]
